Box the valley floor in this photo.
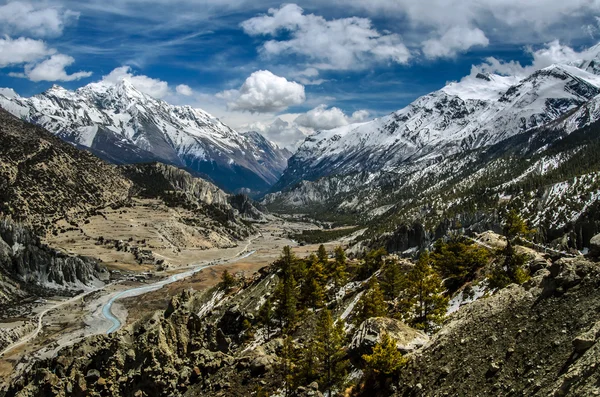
[0,218,347,389]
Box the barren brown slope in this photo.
[0,108,132,230]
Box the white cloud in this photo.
[0,36,55,67]
[217,70,305,113]
[345,0,600,42]
[295,104,370,130]
[176,84,193,96]
[422,26,489,59]
[0,2,79,38]
[12,54,92,82]
[102,66,169,98]
[241,4,411,70]
[292,67,327,85]
[472,40,593,78]
[241,116,310,150]
[240,105,371,149]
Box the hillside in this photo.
[0,81,290,195]
[0,108,132,231]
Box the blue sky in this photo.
[1,0,600,148]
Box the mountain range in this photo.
[263,49,600,251]
[0,80,291,195]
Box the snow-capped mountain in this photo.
[273,60,600,193]
[264,49,600,251]
[0,80,290,194]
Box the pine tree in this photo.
[258,298,274,336]
[294,328,320,388]
[317,244,328,264]
[503,209,534,253]
[331,246,348,289]
[381,259,404,301]
[354,278,387,326]
[360,247,387,279]
[301,255,326,308]
[219,269,236,291]
[314,309,349,396]
[362,332,407,377]
[278,246,301,279]
[279,335,296,397]
[275,274,298,333]
[431,236,490,293]
[490,209,534,288]
[400,252,448,332]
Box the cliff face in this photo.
[0,218,107,305]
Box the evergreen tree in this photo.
[317,244,328,264]
[360,248,387,279]
[277,246,301,279]
[331,246,348,289]
[490,209,533,288]
[503,209,534,252]
[294,327,320,388]
[431,236,490,293]
[279,335,296,397]
[400,252,448,332]
[258,298,274,336]
[219,269,236,291]
[314,309,349,396]
[381,259,404,301]
[362,332,407,378]
[301,254,326,309]
[354,278,387,326]
[275,274,298,333]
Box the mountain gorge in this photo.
[0,81,290,195]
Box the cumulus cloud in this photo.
[217,70,305,113]
[11,54,92,82]
[422,26,489,59]
[176,84,193,96]
[102,66,169,98]
[0,36,55,67]
[472,40,593,78]
[0,1,79,38]
[242,117,309,150]
[241,4,411,70]
[295,104,370,130]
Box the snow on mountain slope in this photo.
[273,63,600,193]
[0,80,290,195]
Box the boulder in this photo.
[249,354,278,376]
[85,369,101,381]
[350,317,429,356]
[573,321,600,353]
[589,234,600,257]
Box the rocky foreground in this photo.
[3,247,600,397]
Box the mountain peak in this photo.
[0,81,291,195]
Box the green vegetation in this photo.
[218,269,237,292]
[489,209,533,289]
[398,253,449,332]
[432,236,490,293]
[289,226,361,244]
[361,332,408,393]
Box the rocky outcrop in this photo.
[590,234,600,257]
[122,163,229,207]
[350,317,429,356]
[393,256,600,397]
[0,217,107,305]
